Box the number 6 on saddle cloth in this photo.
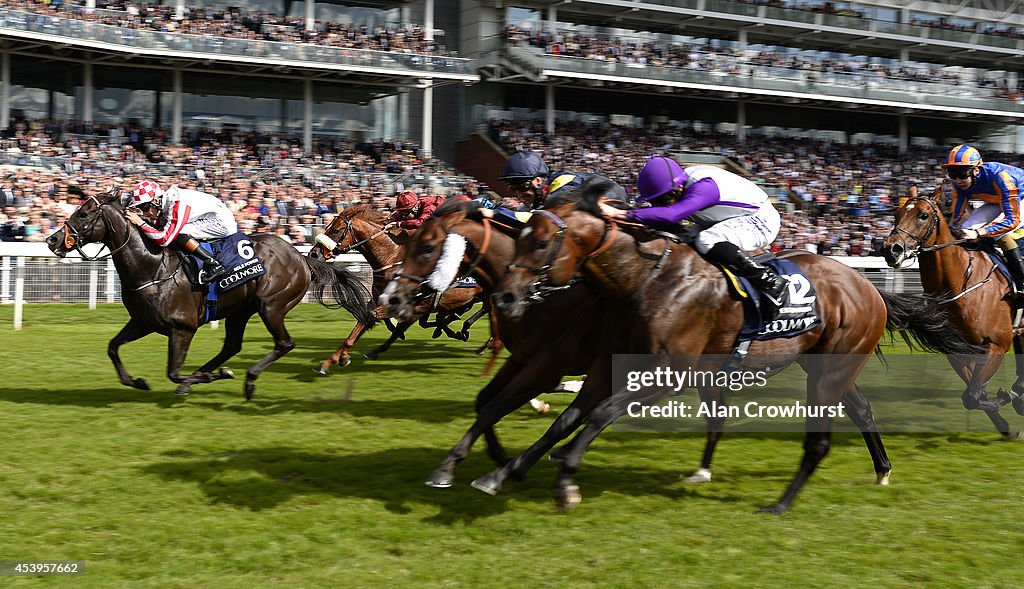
[180,233,267,324]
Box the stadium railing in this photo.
[0,8,477,80]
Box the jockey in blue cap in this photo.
[599,156,787,308]
[490,150,627,228]
[944,144,1024,295]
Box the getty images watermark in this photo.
[622,363,845,422]
[609,353,1003,433]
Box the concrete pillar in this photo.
[172,67,182,144]
[304,78,313,153]
[82,61,93,124]
[546,84,555,135]
[399,89,409,140]
[738,28,747,52]
[899,47,909,64]
[425,0,434,41]
[305,0,316,34]
[1,52,9,131]
[547,6,557,34]
[421,80,433,157]
[737,101,746,143]
[176,0,184,20]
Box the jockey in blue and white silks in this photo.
[599,156,787,308]
[943,144,1024,295]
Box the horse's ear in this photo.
[929,180,946,202]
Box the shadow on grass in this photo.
[141,444,760,524]
[191,396,475,422]
[0,386,183,408]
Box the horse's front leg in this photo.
[166,327,200,395]
[108,318,155,390]
[364,320,413,360]
[954,349,1018,438]
[681,386,726,484]
[315,321,368,374]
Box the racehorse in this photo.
[492,180,983,514]
[308,204,500,374]
[379,199,629,488]
[45,190,371,399]
[881,182,1024,437]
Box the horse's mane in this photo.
[434,198,482,220]
[340,204,388,225]
[545,178,612,218]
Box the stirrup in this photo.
[198,265,227,286]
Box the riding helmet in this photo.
[636,156,688,202]
[499,151,549,184]
[941,144,983,168]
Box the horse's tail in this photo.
[877,289,985,356]
[305,257,374,325]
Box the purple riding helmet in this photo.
[636,156,688,203]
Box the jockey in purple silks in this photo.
[600,156,787,308]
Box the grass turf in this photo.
[1,304,1023,588]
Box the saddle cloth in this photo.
[724,256,822,342]
[194,233,267,324]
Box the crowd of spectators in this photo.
[488,118,1024,257]
[2,114,1021,261]
[506,26,1024,101]
[0,118,475,244]
[2,0,454,56]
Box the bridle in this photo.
[60,194,132,261]
[888,196,968,257]
[313,213,401,272]
[510,209,618,303]
[392,213,497,302]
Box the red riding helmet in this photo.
[395,191,419,211]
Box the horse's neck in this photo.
[352,219,402,269]
[107,212,170,280]
[581,222,700,299]
[920,225,975,293]
[463,221,515,291]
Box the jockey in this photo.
[388,190,446,230]
[599,156,788,308]
[944,144,1024,295]
[124,180,237,286]
[492,150,627,228]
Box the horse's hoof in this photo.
[1000,432,1022,441]
[470,473,502,496]
[313,364,330,375]
[756,503,789,515]
[681,468,712,484]
[425,471,454,489]
[339,357,352,368]
[363,351,379,361]
[554,484,581,512]
[876,470,891,486]
[457,331,471,342]
[529,399,551,415]
[996,388,1013,407]
[132,377,151,391]
[219,368,235,380]
[174,386,190,396]
[244,383,255,401]
[1013,395,1024,416]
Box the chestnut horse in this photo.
[493,181,982,513]
[45,191,371,399]
[308,205,499,374]
[881,183,1024,437]
[379,199,630,488]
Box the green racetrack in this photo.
[1,304,1023,588]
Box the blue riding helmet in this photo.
[500,151,549,184]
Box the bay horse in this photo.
[881,182,1024,437]
[45,190,371,399]
[307,205,499,374]
[492,180,983,514]
[379,199,630,488]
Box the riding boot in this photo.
[1002,245,1024,298]
[705,242,789,307]
[176,235,228,286]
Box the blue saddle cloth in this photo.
[982,242,1020,298]
[733,258,821,342]
[197,233,267,324]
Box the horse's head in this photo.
[309,205,392,262]
[494,180,613,319]
[881,183,947,268]
[379,202,476,320]
[45,190,125,259]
